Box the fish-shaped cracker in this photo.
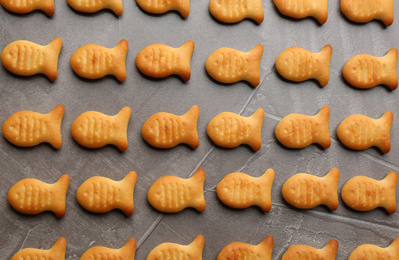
[282,168,340,210]
[217,236,274,260]
[275,44,332,87]
[273,0,328,24]
[8,174,70,218]
[76,171,137,216]
[217,169,275,212]
[71,106,131,151]
[205,44,263,87]
[2,104,65,149]
[80,238,137,260]
[147,235,204,260]
[342,48,398,90]
[0,0,54,15]
[282,239,338,260]
[1,38,62,81]
[348,237,399,260]
[207,108,264,151]
[70,40,128,82]
[341,171,397,214]
[142,105,199,149]
[136,0,189,17]
[275,106,331,149]
[147,168,206,213]
[337,111,393,153]
[341,0,394,26]
[11,237,67,260]
[136,40,194,81]
[67,0,123,15]
[209,0,264,23]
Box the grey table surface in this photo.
[1,0,399,259]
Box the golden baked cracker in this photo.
[217,169,275,212]
[273,0,328,24]
[142,105,200,149]
[2,104,65,149]
[77,171,137,216]
[71,106,131,151]
[337,111,393,153]
[341,0,394,26]
[11,237,67,260]
[209,0,264,23]
[147,235,204,260]
[147,168,206,213]
[136,0,189,17]
[67,0,123,15]
[80,238,137,260]
[136,40,194,81]
[343,48,398,90]
[70,40,128,82]
[348,237,399,260]
[282,168,340,210]
[275,106,331,149]
[205,44,263,87]
[207,108,264,151]
[341,171,397,214]
[275,44,332,87]
[1,38,62,81]
[0,0,54,15]
[282,239,338,260]
[8,175,70,218]
[217,236,274,260]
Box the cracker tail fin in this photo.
[382,48,398,90]
[248,108,265,151]
[388,237,399,253]
[324,168,340,210]
[249,1,264,23]
[382,171,397,214]
[247,44,263,87]
[43,0,55,16]
[258,236,274,257]
[315,106,331,149]
[323,239,339,257]
[53,174,70,218]
[177,0,190,17]
[190,168,206,212]
[178,40,195,81]
[110,0,123,15]
[50,237,67,258]
[114,106,131,151]
[49,104,65,149]
[377,111,393,154]
[259,169,275,212]
[45,37,63,81]
[381,1,394,26]
[120,171,137,216]
[313,0,328,24]
[317,44,332,87]
[189,235,205,255]
[113,39,128,82]
[183,105,200,148]
[120,238,137,258]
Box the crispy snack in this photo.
[282,168,340,210]
[11,237,67,260]
[217,169,275,212]
[8,175,70,218]
[1,38,62,81]
[147,168,206,213]
[341,0,394,26]
[341,171,397,214]
[337,111,393,153]
[207,108,264,151]
[80,238,137,260]
[147,235,204,260]
[282,239,338,260]
[275,45,332,87]
[209,0,264,23]
[343,48,398,90]
[142,105,199,149]
[275,106,331,149]
[348,237,399,260]
[70,40,128,82]
[67,0,123,15]
[136,40,194,81]
[136,0,189,17]
[2,104,65,149]
[77,171,137,216]
[217,236,274,260]
[205,44,263,87]
[0,0,53,14]
[71,107,131,151]
[273,0,328,24]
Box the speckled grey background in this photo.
[0,0,399,259]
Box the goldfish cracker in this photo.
[80,238,137,260]
[67,0,123,15]
[282,239,338,260]
[146,235,204,260]
[0,0,54,15]
[142,105,199,149]
[207,108,264,151]
[348,238,399,260]
[136,0,190,17]
[11,237,67,260]
[341,0,394,26]
[206,44,263,87]
[273,0,328,24]
[1,38,62,81]
[209,0,264,23]
[217,236,274,260]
